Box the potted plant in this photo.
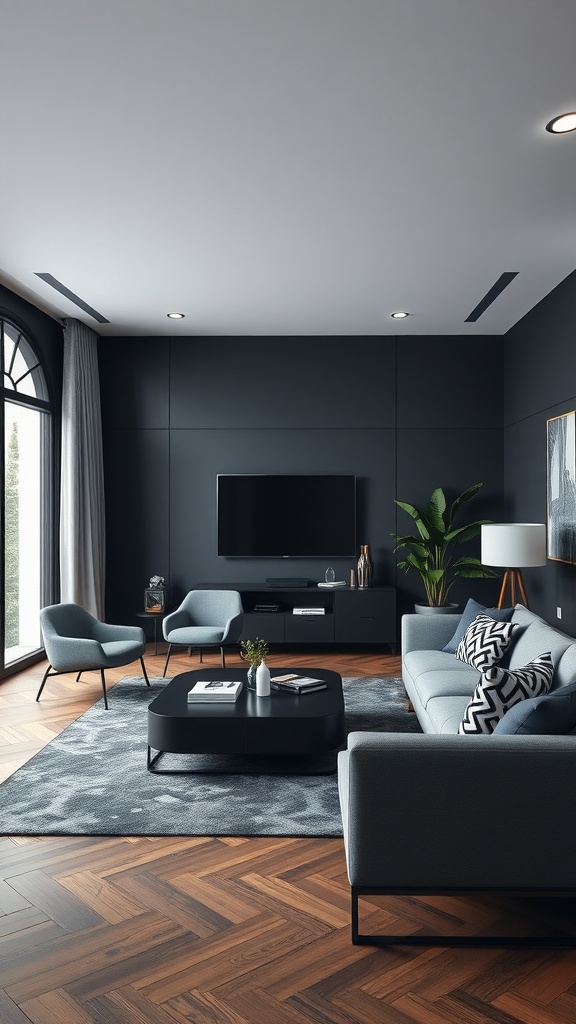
[391,483,497,612]
[240,637,269,688]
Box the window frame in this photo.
[1,314,55,678]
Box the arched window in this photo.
[1,316,53,674]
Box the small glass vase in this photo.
[247,664,257,689]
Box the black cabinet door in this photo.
[284,613,334,643]
[334,588,396,643]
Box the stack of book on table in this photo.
[187,680,243,702]
[270,673,327,694]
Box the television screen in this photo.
[217,474,356,557]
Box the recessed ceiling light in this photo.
[167,312,185,319]
[391,311,410,319]
[545,112,576,134]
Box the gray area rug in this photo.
[0,677,421,838]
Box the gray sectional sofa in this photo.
[337,603,576,947]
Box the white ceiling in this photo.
[1,0,575,337]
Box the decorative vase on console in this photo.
[357,544,372,589]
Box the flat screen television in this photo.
[217,474,357,557]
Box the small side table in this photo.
[135,611,165,655]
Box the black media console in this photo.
[193,582,396,650]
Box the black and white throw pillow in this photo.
[459,652,554,735]
[455,614,517,671]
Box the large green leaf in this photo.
[449,482,484,523]
[424,488,448,536]
[393,500,431,541]
[444,520,492,544]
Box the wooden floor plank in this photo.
[7,870,105,931]
[0,988,35,1024]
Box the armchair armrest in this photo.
[162,608,189,637]
[45,636,105,673]
[93,621,145,644]
[340,731,576,891]
[401,612,459,655]
[222,611,244,645]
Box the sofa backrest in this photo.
[510,604,576,688]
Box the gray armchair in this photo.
[38,603,150,710]
[162,589,243,677]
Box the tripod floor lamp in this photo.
[481,523,546,608]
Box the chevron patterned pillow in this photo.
[455,614,517,670]
[459,652,554,735]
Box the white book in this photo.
[187,680,243,702]
[292,607,325,615]
[317,581,346,588]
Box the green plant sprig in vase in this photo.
[240,637,269,688]
[391,483,498,609]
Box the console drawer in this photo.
[284,614,334,642]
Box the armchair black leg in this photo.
[100,669,109,710]
[141,657,150,687]
[36,665,53,702]
[162,645,172,678]
[76,671,83,682]
[221,646,226,668]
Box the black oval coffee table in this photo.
[147,666,345,774]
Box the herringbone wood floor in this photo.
[2,645,576,1022]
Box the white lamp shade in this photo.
[481,523,546,568]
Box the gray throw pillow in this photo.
[442,598,514,654]
[494,679,576,735]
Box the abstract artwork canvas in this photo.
[547,410,576,564]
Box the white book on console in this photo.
[292,607,325,615]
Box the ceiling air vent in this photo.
[465,272,518,322]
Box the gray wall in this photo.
[504,268,576,632]
[99,335,505,630]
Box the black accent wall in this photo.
[99,335,505,630]
[504,268,576,633]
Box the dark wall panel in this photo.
[102,428,170,623]
[99,333,507,627]
[170,337,396,429]
[504,269,576,426]
[397,336,502,429]
[503,268,576,630]
[98,338,170,429]
[396,427,505,614]
[169,427,396,605]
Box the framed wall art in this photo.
[547,410,576,564]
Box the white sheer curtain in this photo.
[60,318,105,618]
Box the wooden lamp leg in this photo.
[498,568,529,609]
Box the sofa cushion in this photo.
[494,680,576,735]
[508,607,573,672]
[555,645,576,689]
[425,695,472,734]
[408,667,480,709]
[404,649,476,682]
[456,614,517,671]
[459,652,554,735]
[442,598,514,654]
